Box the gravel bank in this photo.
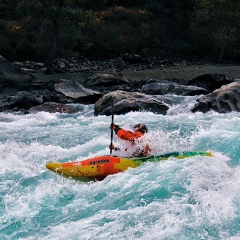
[33,64,240,86]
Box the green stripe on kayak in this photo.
[131,151,212,163]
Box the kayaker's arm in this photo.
[110,124,143,141]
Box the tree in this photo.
[144,0,195,54]
[192,0,240,61]
[38,0,65,65]
[0,0,18,19]
[14,0,74,64]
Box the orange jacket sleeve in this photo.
[116,128,143,141]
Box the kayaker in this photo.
[109,123,152,157]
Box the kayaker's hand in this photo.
[109,144,115,150]
[109,144,120,151]
[110,123,118,130]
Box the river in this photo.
[0,95,240,240]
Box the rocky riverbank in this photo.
[15,56,240,84]
[1,55,240,114]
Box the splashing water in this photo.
[0,96,240,240]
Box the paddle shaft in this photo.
[110,98,114,154]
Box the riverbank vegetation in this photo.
[1,0,240,65]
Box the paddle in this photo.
[110,97,114,154]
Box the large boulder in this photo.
[9,91,43,110]
[0,91,45,111]
[191,82,240,113]
[140,80,209,96]
[186,73,233,92]
[54,79,103,104]
[0,55,34,96]
[84,72,131,93]
[85,72,130,87]
[94,90,170,116]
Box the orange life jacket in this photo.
[115,128,151,157]
[116,128,143,141]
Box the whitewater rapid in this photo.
[0,98,240,240]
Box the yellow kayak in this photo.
[46,151,212,182]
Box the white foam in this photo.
[1,107,240,240]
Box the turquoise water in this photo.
[0,95,240,240]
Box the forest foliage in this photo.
[0,0,240,64]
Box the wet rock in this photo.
[54,80,103,104]
[27,102,78,114]
[186,73,233,92]
[0,55,34,96]
[140,80,209,96]
[85,72,130,87]
[0,97,13,112]
[94,90,170,116]
[191,82,240,113]
[10,91,43,110]
[83,72,132,94]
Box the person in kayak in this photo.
[109,123,152,157]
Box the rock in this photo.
[54,80,103,104]
[191,82,240,113]
[0,97,12,112]
[85,72,130,87]
[0,89,54,112]
[140,80,209,96]
[27,102,78,114]
[94,90,170,116]
[122,53,146,63]
[10,91,43,110]
[0,55,35,96]
[186,73,233,92]
[0,91,44,111]
[1,55,239,115]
